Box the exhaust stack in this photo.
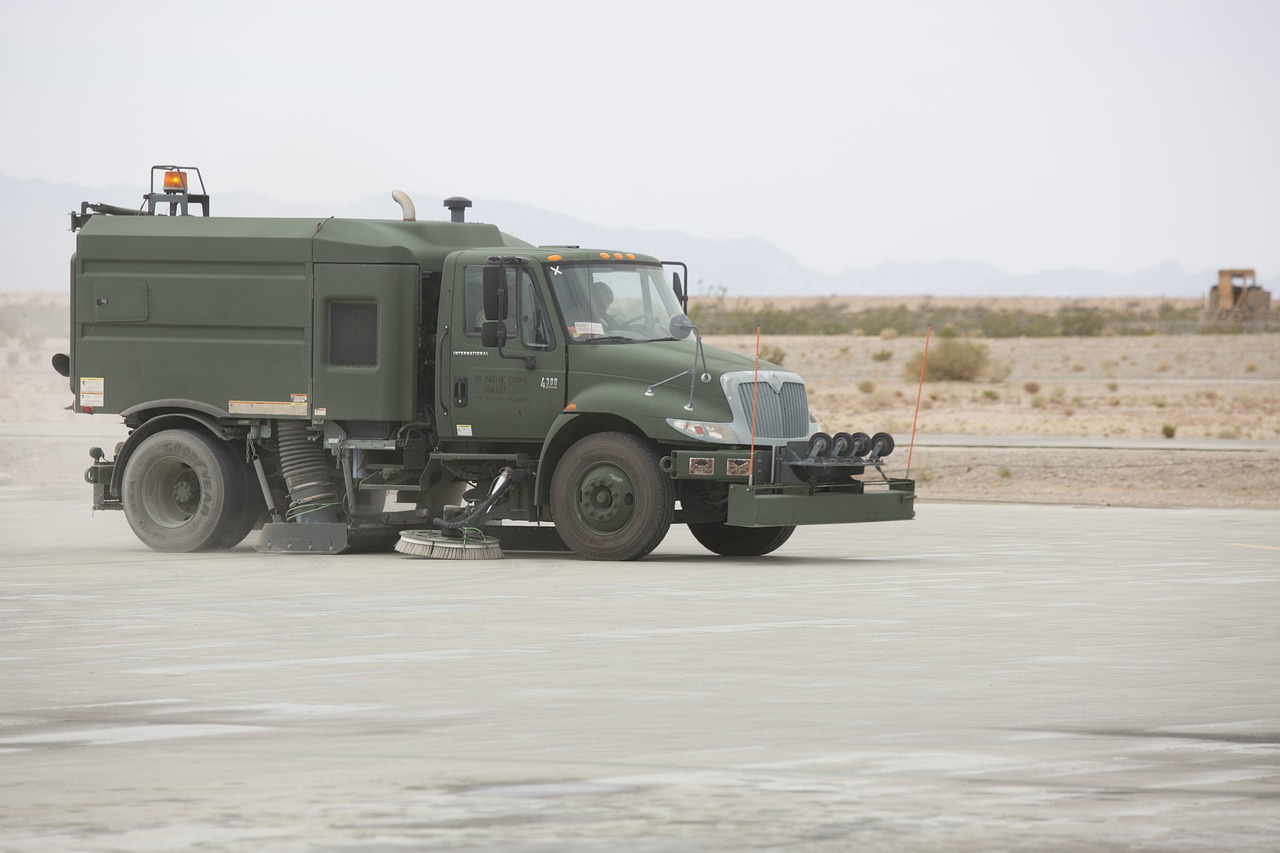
[391,190,416,222]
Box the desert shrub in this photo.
[1023,381,1041,394]
[694,298,853,335]
[871,348,893,362]
[997,466,1013,478]
[982,389,999,400]
[692,296,1227,338]
[1058,305,1107,336]
[857,380,875,394]
[903,339,990,382]
[975,309,1056,338]
[1161,424,1177,439]
[759,344,786,366]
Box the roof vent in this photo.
[444,196,472,223]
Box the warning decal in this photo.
[79,377,104,408]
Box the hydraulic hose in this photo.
[432,467,530,531]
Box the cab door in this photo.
[439,253,565,444]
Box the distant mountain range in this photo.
[0,173,1245,298]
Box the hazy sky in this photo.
[2,0,1277,276]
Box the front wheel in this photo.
[550,432,673,561]
[122,429,255,552]
[688,522,796,557]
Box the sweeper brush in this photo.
[395,529,504,560]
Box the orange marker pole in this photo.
[749,324,761,487]
[906,324,932,477]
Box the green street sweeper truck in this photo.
[54,166,914,560]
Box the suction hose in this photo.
[276,421,340,523]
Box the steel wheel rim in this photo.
[575,462,635,533]
[141,456,202,528]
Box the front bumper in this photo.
[725,479,916,527]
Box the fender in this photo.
[109,403,246,498]
[534,399,700,506]
[535,411,645,507]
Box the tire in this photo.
[688,521,796,557]
[122,429,254,552]
[550,432,674,561]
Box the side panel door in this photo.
[312,263,419,422]
[439,254,565,444]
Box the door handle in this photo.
[453,376,468,407]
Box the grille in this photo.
[737,380,809,438]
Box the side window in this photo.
[329,301,378,366]
[463,265,503,336]
[463,265,553,349]
[520,273,553,349]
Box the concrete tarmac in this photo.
[1,486,1277,851]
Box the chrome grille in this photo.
[736,380,809,438]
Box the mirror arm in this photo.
[501,348,537,370]
[645,316,710,410]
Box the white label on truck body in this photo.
[79,377,104,408]
[229,394,308,417]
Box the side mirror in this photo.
[668,312,695,340]
[482,265,507,321]
[51,352,70,377]
[480,320,506,348]
[663,261,689,313]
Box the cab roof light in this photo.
[144,165,209,217]
[162,170,188,193]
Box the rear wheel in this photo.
[122,429,254,552]
[688,522,796,557]
[550,432,673,561]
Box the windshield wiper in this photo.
[585,335,638,344]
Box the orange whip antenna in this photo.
[906,324,932,477]
[749,323,762,487]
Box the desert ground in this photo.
[2,292,1278,509]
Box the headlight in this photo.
[668,418,735,442]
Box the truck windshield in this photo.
[544,262,684,343]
